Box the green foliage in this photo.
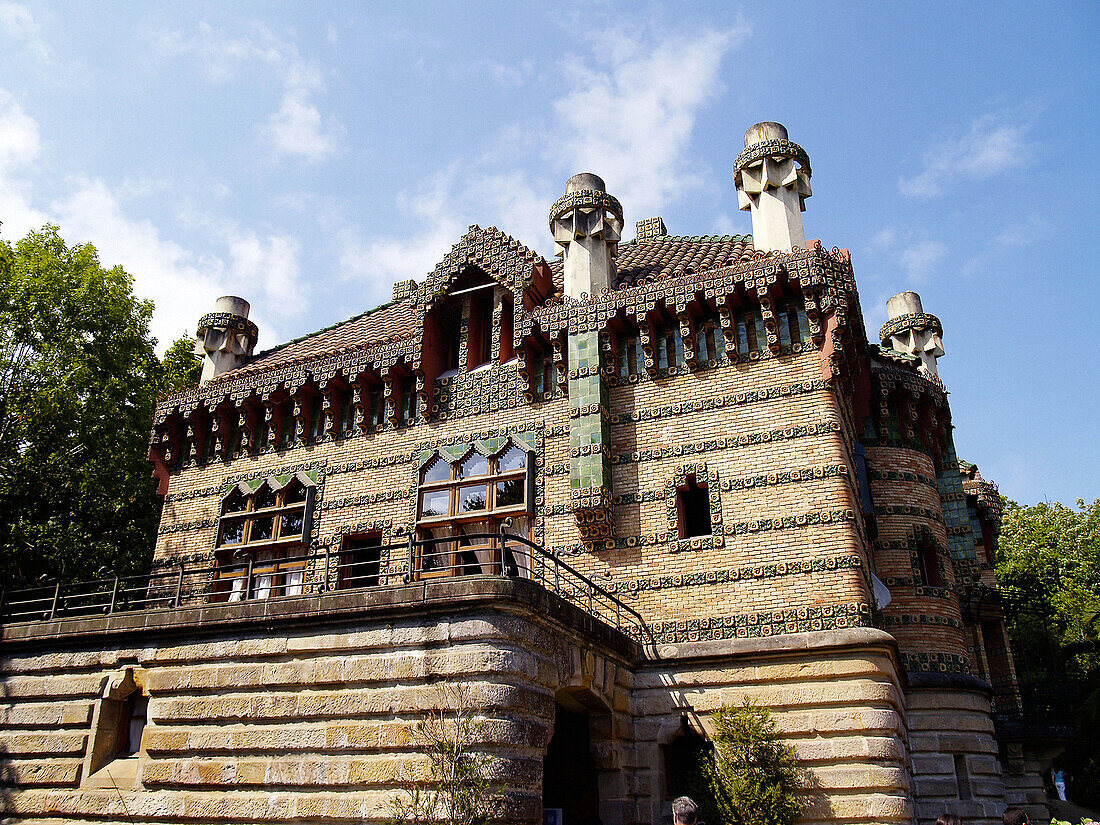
[684,701,802,825]
[997,498,1100,661]
[389,685,496,825]
[158,334,202,395]
[997,498,1100,809]
[0,225,182,588]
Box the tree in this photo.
[388,684,497,825]
[0,224,187,589]
[682,701,802,825]
[158,334,202,395]
[996,498,1100,808]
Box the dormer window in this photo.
[467,288,493,370]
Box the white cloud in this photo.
[899,240,948,278]
[899,114,1031,198]
[863,224,948,284]
[552,25,749,218]
[159,22,339,162]
[0,89,39,173]
[338,23,748,297]
[0,2,50,63]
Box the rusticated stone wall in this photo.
[1,581,933,825]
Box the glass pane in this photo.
[228,575,245,602]
[496,478,525,508]
[284,569,304,597]
[219,518,246,546]
[459,452,489,478]
[419,489,450,518]
[256,485,278,510]
[457,483,488,512]
[422,456,451,484]
[419,526,452,574]
[455,520,491,546]
[251,516,275,541]
[253,573,273,600]
[280,509,305,538]
[497,444,526,473]
[223,489,248,513]
[283,480,308,504]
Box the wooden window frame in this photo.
[214,479,314,600]
[415,445,532,580]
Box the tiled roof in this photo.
[548,232,758,288]
[213,230,758,381]
[211,301,418,382]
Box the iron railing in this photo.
[0,529,654,650]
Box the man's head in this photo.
[672,796,699,825]
[1003,806,1030,825]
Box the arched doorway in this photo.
[543,702,601,824]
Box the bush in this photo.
[686,700,802,825]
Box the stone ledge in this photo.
[651,627,901,666]
[0,577,641,662]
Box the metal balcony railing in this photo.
[0,530,654,651]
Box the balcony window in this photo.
[214,475,315,601]
[416,443,531,579]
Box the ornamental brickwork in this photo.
[0,123,1050,825]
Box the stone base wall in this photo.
[907,682,1009,825]
[1,584,1047,825]
[0,580,634,825]
[633,628,913,825]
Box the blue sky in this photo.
[0,1,1096,505]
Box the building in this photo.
[0,122,1051,824]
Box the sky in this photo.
[0,1,1096,505]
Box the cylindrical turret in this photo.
[733,122,812,253]
[195,295,259,385]
[549,173,624,298]
[880,291,945,378]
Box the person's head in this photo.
[1003,806,1030,825]
[937,815,963,825]
[672,796,699,825]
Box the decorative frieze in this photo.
[649,602,872,644]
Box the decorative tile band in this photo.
[868,468,938,489]
[319,487,415,512]
[608,378,826,423]
[611,420,841,465]
[612,553,864,596]
[902,651,971,675]
[649,602,874,643]
[874,504,945,524]
[158,517,217,536]
[882,613,963,630]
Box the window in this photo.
[616,331,639,378]
[397,376,418,425]
[416,443,531,578]
[916,539,943,588]
[532,349,555,396]
[214,477,314,601]
[735,306,765,356]
[338,388,354,436]
[467,289,493,370]
[953,754,972,800]
[695,311,721,362]
[677,476,711,539]
[117,692,147,758]
[655,323,683,370]
[775,299,810,347]
[339,532,383,588]
[499,297,515,362]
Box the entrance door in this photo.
[542,704,599,824]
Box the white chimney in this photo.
[195,296,259,384]
[734,122,812,253]
[881,291,945,378]
[550,173,623,298]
